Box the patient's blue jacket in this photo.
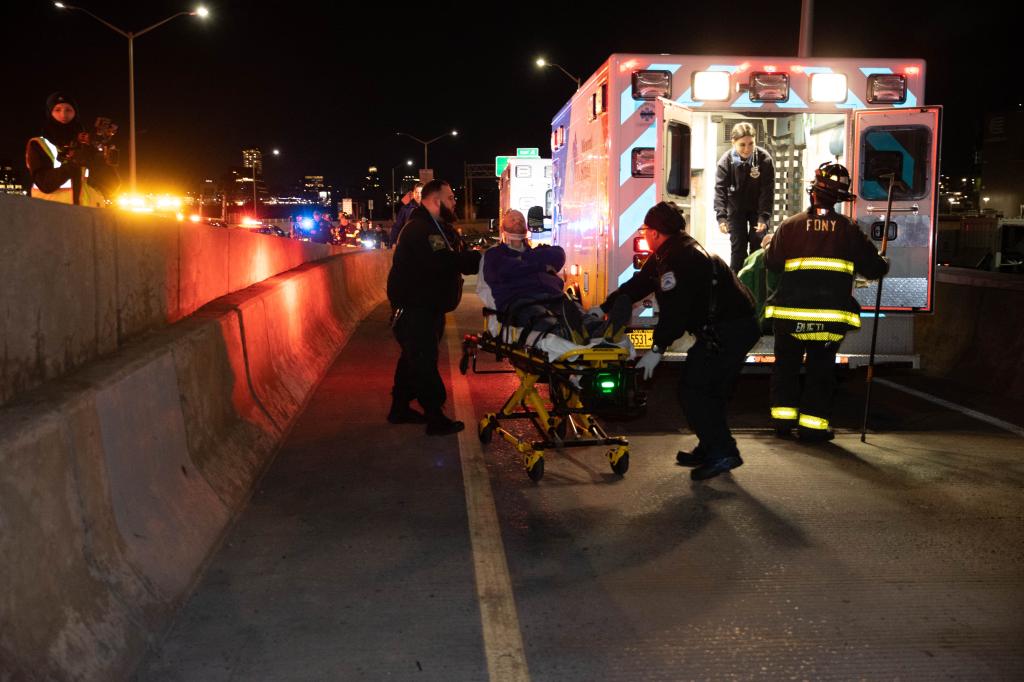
[484,243,566,312]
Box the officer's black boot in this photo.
[675,444,707,467]
[425,410,464,436]
[387,399,427,424]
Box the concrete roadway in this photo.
[138,277,1024,681]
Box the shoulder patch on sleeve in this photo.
[660,271,677,291]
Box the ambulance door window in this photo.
[666,121,692,197]
[859,126,931,201]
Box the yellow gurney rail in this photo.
[459,327,646,482]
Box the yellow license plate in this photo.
[626,328,653,350]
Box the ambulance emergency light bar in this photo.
[866,74,908,104]
[747,71,790,102]
[632,70,673,99]
[810,73,848,103]
[692,71,730,101]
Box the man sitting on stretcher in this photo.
[480,210,623,345]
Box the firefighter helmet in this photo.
[809,162,856,203]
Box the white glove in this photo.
[635,350,662,380]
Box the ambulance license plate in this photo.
[626,328,653,350]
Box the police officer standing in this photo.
[599,202,760,480]
[763,163,889,441]
[387,179,481,435]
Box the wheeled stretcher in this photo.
[458,306,645,481]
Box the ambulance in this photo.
[549,54,940,365]
[498,155,554,245]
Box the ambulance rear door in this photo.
[655,97,696,225]
[850,106,941,313]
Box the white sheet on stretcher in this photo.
[475,251,634,363]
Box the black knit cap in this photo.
[45,91,78,115]
[643,201,686,234]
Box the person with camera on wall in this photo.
[26,92,120,207]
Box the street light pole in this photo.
[54,3,209,191]
[535,58,581,90]
[396,130,458,172]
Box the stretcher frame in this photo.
[459,319,641,481]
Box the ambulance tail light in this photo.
[632,70,673,100]
[748,71,790,102]
[866,74,907,104]
[631,147,655,178]
[633,236,651,253]
[570,264,580,276]
[809,73,848,103]
[691,71,730,101]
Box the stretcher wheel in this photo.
[609,447,629,476]
[526,456,545,482]
[479,420,495,444]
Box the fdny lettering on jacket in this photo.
[806,218,838,232]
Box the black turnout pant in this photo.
[391,306,447,415]
[770,320,847,433]
[679,315,761,459]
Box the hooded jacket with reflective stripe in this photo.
[764,208,888,330]
[25,136,106,206]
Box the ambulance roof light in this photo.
[632,70,673,100]
[748,71,790,103]
[809,73,848,103]
[692,71,730,101]
[866,74,907,104]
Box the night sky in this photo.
[2,1,1018,195]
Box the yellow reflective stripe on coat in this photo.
[765,305,861,328]
[784,257,854,274]
[799,413,830,430]
[771,406,799,420]
[791,332,845,342]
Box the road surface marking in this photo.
[446,325,531,682]
[875,378,1024,438]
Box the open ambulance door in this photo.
[850,106,942,313]
[655,97,696,227]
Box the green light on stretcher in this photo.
[597,373,619,394]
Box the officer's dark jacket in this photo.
[713,147,775,225]
[603,232,755,350]
[387,206,481,313]
[764,207,889,330]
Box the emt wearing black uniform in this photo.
[386,180,481,435]
[714,122,776,272]
[600,202,760,480]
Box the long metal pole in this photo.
[128,35,136,191]
[860,173,896,442]
[798,0,814,58]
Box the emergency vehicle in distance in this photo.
[548,54,940,366]
[498,154,554,245]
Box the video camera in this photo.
[58,116,119,167]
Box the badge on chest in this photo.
[428,234,447,251]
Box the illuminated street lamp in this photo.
[535,57,581,90]
[396,130,458,170]
[53,3,210,191]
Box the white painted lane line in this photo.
[874,378,1024,438]
[446,324,531,682]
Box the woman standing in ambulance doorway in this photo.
[714,122,776,272]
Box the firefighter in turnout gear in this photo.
[763,162,889,442]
